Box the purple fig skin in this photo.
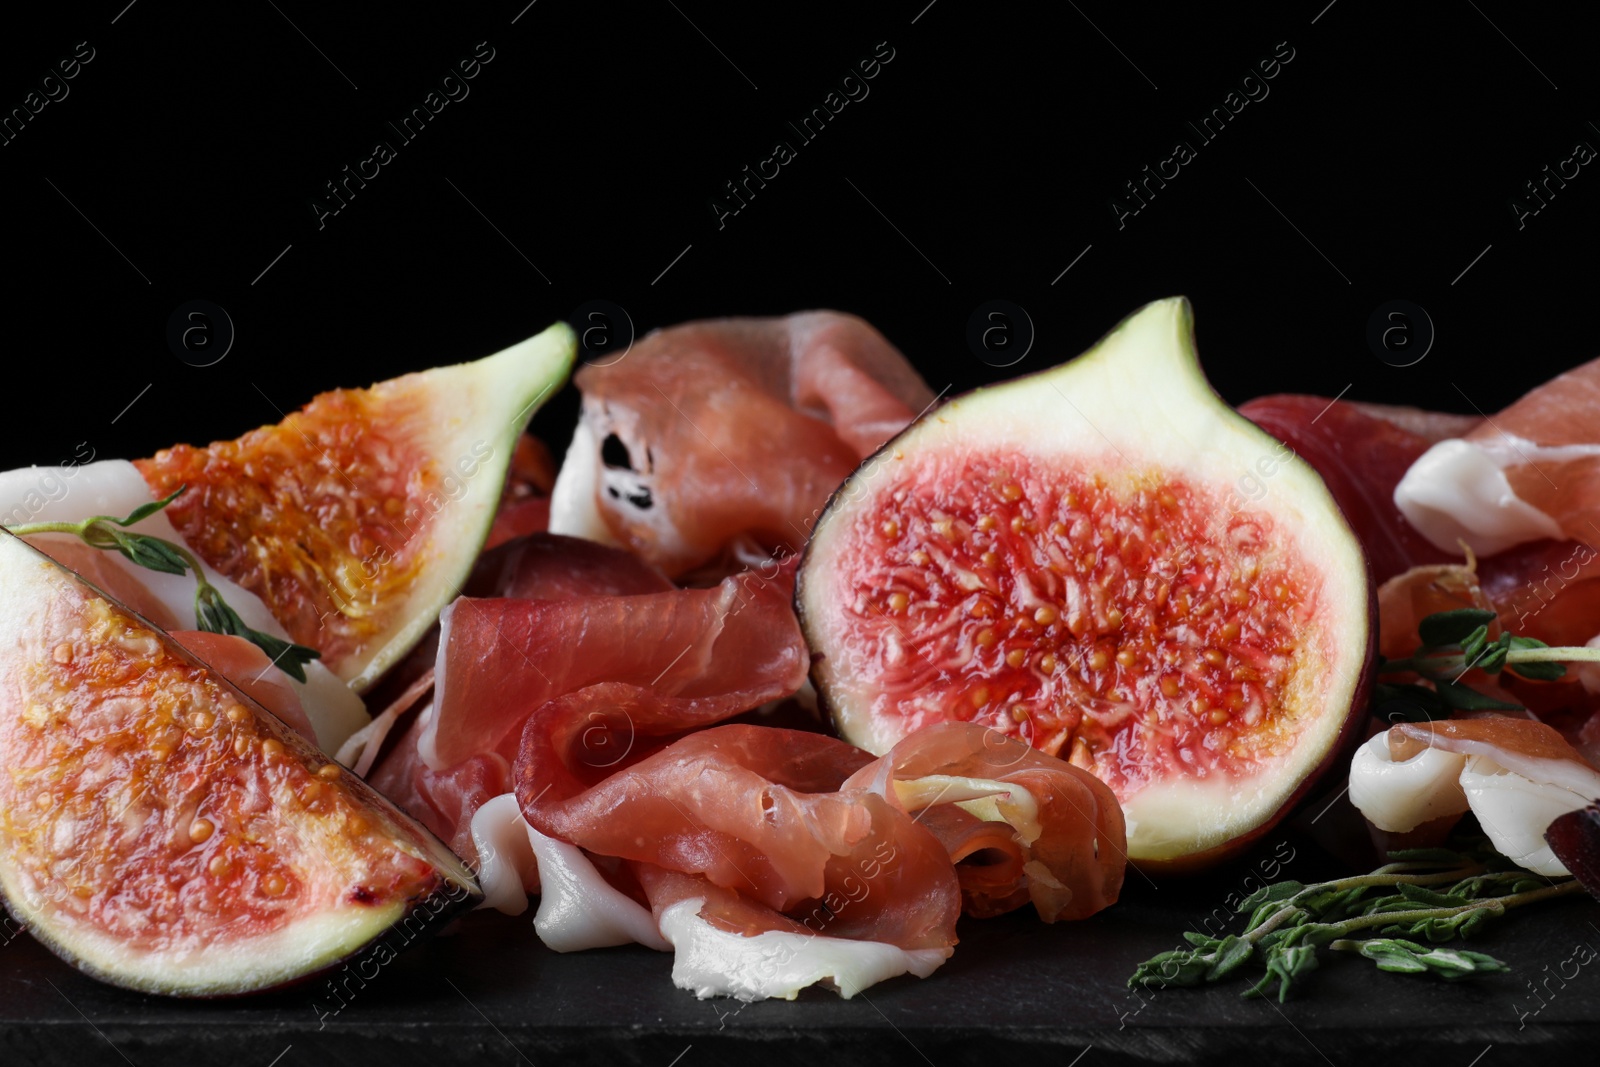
[1546,803,1600,900]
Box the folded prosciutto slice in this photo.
[1238,396,1473,583]
[638,865,951,1001]
[1349,716,1600,875]
[519,722,959,948]
[1396,356,1600,557]
[418,564,806,771]
[548,312,936,577]
[514,713,1125,999]
[366,540,809,880]
[844,723,1126,921]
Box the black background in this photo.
[4,3,1600,1062]
[1,0,1594,473]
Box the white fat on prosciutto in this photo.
[527,828,669,952]
[0,460,369,752]
[468,793,541,916]
[471,786,948,995]
[467,793,669,951]
[656,898,949,1002]
[547,421,623,547]
[1393,438,1567,556]
[1350,718,1600,876]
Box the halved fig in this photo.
[0,532,480,995]
[798,298,1374,870]
[135,323,576,693]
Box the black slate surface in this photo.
[5,832,1598,1066]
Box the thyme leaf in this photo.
[1128,838,1579,1001]
[6,487,320,682]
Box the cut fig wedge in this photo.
[0,532,480,995]
[135,323,577,693]
[799,298,1374,870]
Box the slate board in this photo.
[4,831,1598,1066]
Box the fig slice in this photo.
[798,297,1374,870]
[134,322,577,693]
[0,531,480,996]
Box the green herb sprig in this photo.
[1128,840,1582,1001]
[5,487,320,682]
[1373,607,1600,722]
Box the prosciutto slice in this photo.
[512,716,1126,998]
[366,543,809,885]
[1396,357,1600,556]
[1239,396,1467,583]
[844,723,1127,921]
[1349,716,1600,875]
[518,721,959,951]
[639,866,950,1001]
[418,564,806,771]
[511,697,967,998]
[1375,559,1495,662]
[548,312,935,576]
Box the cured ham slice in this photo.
[1375,560,1494,661]
[366,543,809,891]
[514,712,963,994]
[463,792,669,949]
[639,866,950,1001]
[418,564,805,771]
[1239,396,1463,583]
[1476,538,1600,648]
[512,697,1123,998]
[1347,401,1481,444]
[526,828,670,952]
[518,721,959,950]
[1396,357,1600,556]
[843,723,1126,921]
[466,793,543,916]
[355,532,672,729]
[1376,547,1600,740]
[382,743,513,863]
[1349,716,1600,875]
[548,312,936,576]
[468,530,673,602]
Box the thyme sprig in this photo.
[1128,839,1581,1001]
[6,487,320,682]
[1374,608,1600,722]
